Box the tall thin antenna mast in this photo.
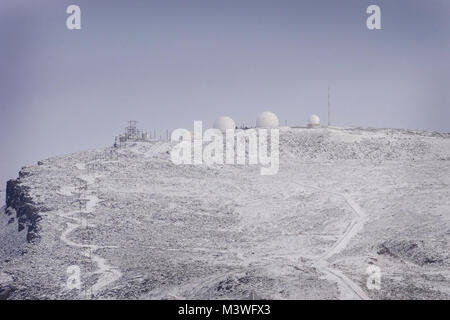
[328,85,331,127]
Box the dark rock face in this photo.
[377,240,444,266]
[5,178,41,243]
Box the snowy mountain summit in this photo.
[1,127,449,300]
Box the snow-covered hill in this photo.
[1,127,449,300]
[0,189,5,207]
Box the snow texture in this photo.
[0,127,449,300]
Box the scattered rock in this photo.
[377,240,444,266]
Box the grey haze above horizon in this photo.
[1,0,449,186]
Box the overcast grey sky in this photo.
[1,0,449,185]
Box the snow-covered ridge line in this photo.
[3,127,448,248]
[279,127,450,161]
[1,127,448,299]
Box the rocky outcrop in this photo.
[377,240,445,266]
[5,177,41,243]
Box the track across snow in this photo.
[57,169,122,298]
[294,182,370,300]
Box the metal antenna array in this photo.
[115,120,162,146]
[126,120,138,141]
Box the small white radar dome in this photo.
[256,111,279,128]
[308,114,320,127]
[213,116,236,132]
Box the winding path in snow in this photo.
[57,170,122,298]
[170,179,371,299]
[294,182,370,300]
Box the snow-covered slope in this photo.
[1,127,449,300]
[0,189,5,207]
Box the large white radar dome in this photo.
[213,116,236,132]
[256,111,279,128]
[308,114,320,127]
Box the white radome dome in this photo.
[213,116,236,132]
[309,114,320,126]
[256,111,279,128]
